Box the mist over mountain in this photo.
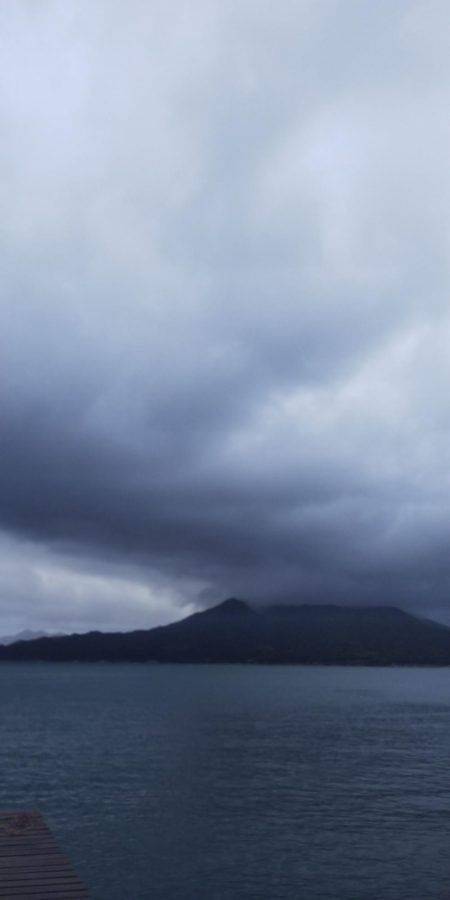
[1,600,450,665]
[0,629,49,646]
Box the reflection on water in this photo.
[1,664,450,900]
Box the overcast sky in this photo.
[1,0,450,634]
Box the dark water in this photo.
[2,665,450,900]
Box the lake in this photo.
[1,664,450,900]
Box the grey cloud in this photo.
[0,0,450,631]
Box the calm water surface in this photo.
[2,664,450,900]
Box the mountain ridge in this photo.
[0,629,50,646]
[1,600,450,664]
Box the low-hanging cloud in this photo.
[1,0,450,631]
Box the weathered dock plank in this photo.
[0,812,89,899]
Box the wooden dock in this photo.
[0,811,89,899]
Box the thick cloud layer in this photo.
[1,0,450,631]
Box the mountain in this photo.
[1,599,450,664]
[0,629,49,646]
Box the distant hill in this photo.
[1,599,450,664]
[0,629,49,646]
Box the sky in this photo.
[1,0,450,634]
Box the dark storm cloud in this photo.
[1,0,450,630]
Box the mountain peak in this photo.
[207,598,252,615]
[0,629,49,646]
